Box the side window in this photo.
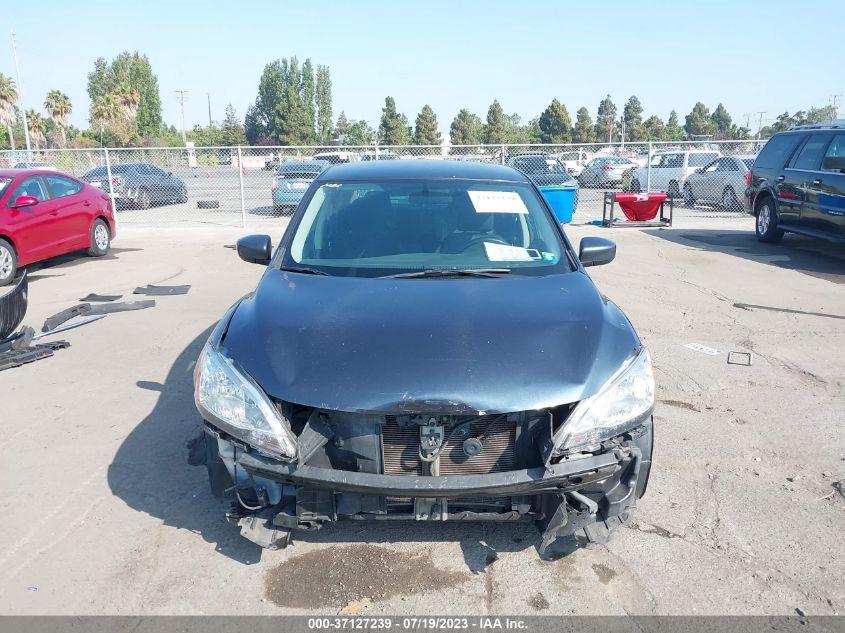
[789,135,830,171]
[716,158,737,172]
[689,153,717,167]
[665,153,683,168]
[702,160,719,173]
[8,176,49,205]
[821,134,845,172]
[755,134,803,169]
[45,175,83,198]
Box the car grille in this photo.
[382,415,516,476]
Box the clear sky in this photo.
[3,0,843,134]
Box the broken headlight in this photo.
[195,342,297,460]
[552,347,654,456]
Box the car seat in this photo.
[439,192,502,254]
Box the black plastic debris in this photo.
[42,300,156,333]
[79,293,122,302]
[0,339,70,372]
[35,314,107,339]
[0,271,28,341]
[133,284,191,296]
[197,200,220,209]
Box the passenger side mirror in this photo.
[12,195,38,209]
[237,234,273,265]
[579,237,616,267]
[821,156,845,173]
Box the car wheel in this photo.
[667,180,680,200]
[630,178,641,193]
[176,185,188,204]
[87,219,111,257]
[682,183,695,208]
[755,197,784,243]
[722,186,739,211]
[0,238,18,287]
[137,187,151,210]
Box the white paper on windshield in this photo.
[545,159,556,165]
[484,242,541,262]
[468,190,528,214]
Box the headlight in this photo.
[194,341,297,460]
[552,347,654,456]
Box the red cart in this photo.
[602,191,673,227]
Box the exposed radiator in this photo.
[382,415,516,476]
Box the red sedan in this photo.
[0,169,116,285]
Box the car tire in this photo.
[87,219,111,257]
[0,238,18,287]
[755,197,784,243]
[722,186,739,212]
[682,183,695,208]
[137,187,151,210]
[176,186,188,204]
[667,180,680,200]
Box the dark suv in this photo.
[746,121,845,242]
[81,163,188,210]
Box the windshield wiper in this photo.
[278,266,329,276]
[382,268,512,279]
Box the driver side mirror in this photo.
[579,237,616,267]
[237,234,273,265]
[12,195,39,209]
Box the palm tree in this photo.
[112,84,140,121]
[0,74,18,151]
[25,109,46,150]
[91,94,120,125]
[44,89,72,147]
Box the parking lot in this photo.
[1,217,843,616]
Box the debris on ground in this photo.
[338,597,372,615]
[42,301,155,333]
[34,314,107,339]
[727,351,753,366]
[79,293,123,302]
[0,339,70,372]
[683,342,720,356]
[133,284,191,296]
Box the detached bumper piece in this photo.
[192,410,652,557]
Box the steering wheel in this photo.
[457,235,508,253]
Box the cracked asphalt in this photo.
[1,218,843,615]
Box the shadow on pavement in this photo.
[644,228,845,285]
[25,247,144,281]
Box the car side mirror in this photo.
[579,237,616,267]
[12,195,39,209]
[821,156,845,173]
[237,234,273,265]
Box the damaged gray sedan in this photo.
[190,160,654,558]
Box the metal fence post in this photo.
[237,145,246,228]
[501,144,506,165]
[104,148,117,231]
[646,141,652,193]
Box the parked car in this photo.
[81,163,187,209]
[271,159,329,214]
[746,121,845,243]
[0,169,115,285]
[312,150,359,164]
[190,160,655,558]
[555,150,590,177]
[578,156,638,188]
[507,154,579,213]
[13,161,56,171]
[682,155,756,210]
[629,149,721,198]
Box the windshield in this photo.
[0,177,11,195]
[283,179,571,278]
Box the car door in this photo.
[770,134,807,224]
[813,133,845,236]
[691,159,719,202]
[43,174,91,249]
[3,175,62,263]
[149,165,171,200]
[787,133,832,232]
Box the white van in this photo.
[630,149,721,197]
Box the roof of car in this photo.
[317,159,529,182]
[0,168,65,178]
[788,119,845,131]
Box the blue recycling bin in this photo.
[538,185,577,224]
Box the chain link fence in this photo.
[1,140,765,228]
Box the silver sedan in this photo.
[682,155,756,211]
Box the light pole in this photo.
[9,30,31,157]
[175,90,188,144]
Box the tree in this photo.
[85,52,161,137]
[278,57,314,145]
[255,60,285,140]
[26,110,46,149]
[414,104,440,145]
[335,111,349,137]
[221,103,247,145]
[572,107,596,144]
[243,104,266,144]
[344,119,375,145]
[666,110,684,141]
[449,109,483,145]
[710,103,733,139]
[595,94,617,143]
[44,90,72,147]
[0,74,18,150]
[379,96,411,145]
[484,100,506,144]
[113,84,140,121]
[538,98,571,144]
[684,102,715,137]
[315,65,333,144]
[91,94,120,127]
[301,59,316,142]
[623,96,644,142]
[642,115,667,141]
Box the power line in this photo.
[175,90,189,144]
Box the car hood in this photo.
[221,269,641,415]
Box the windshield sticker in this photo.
[545,159,557,166]
[484,242,541,262]
[468,190,528,214]
[541,251,558,263]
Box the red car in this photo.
[0,169,116,285]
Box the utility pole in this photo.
[743,113,752,130]
[9,30,31,155]
[206,93,212,127]
[755,111,766,140]
[830,94,842,119]
[175,90,189,144]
